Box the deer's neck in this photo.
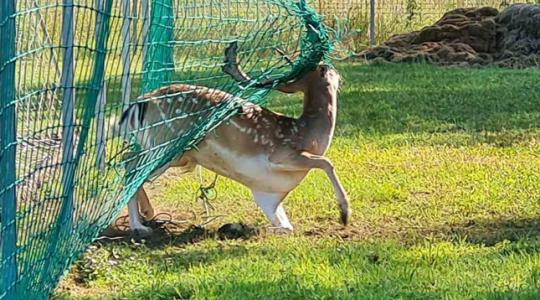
[297,86,337,154]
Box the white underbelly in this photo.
[189,142,305,193]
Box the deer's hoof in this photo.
[140,208,155,221]
[132,226,153,238]
[340,208,352,226]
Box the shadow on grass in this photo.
[116,272,540,300]
[305,215,540,249]
[79,215,540,299]
[484,288,540,300]
[96,209,540,252]
[431,216,540,247]
[120,279,352,300]
[97,220,260,250]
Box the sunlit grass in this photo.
[54,63,540,299]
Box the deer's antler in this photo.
[222,42,277,89]
[222,41,251,83]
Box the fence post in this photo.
[141,0,150,70]
[39,0,76,285]
[370,0,376,47]
[0,0,18,298]
[95,0,107,170]
[94,81,106,170]
[59,0,76,227]
[121,0,132,110]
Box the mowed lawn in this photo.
[55,63,540,299]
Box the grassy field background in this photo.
[54,62,540,299]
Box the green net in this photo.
[0,0,332,298]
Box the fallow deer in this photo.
[120,42,350,235]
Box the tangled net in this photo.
[0,0,332,298]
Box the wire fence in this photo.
[313,0,538,53]
[0,0,331,298]
[1,0,537,298]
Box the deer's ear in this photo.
[277,79,304,94]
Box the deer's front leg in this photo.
[270,152,351,225]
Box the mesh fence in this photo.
[0,0,331,298]
[314,0,538,54]
[1,0,536,298]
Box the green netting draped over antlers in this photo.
[0,0,332,298]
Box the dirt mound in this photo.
[359,4,540,67]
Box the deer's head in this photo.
[222,42,340,96]
[278,64,340,95]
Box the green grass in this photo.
[54,63,540,299]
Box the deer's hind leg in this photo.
[251,191,293,231]
[137,187,154,221]
[128,189,153,236]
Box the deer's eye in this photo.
[320,67,328,78]
[320,65,332,78]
